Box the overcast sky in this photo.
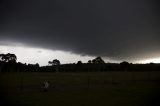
[0,0,160,65]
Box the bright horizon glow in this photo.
[0,45,143,66]
[140,58,160,64]
[0,45,96,66]
[2,45,160,65]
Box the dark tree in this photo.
[52,59,61,65]
[0,54,5,61]
[48,61,52,66]
[120,61,129,66]
[88,60,92,64]
[0,53,17,63]
[35,63,40,67]
[48,59,60,66]
[48,59,61,72]
[77,61,82,65]
[120,61,130,71]
[92,56,105,64]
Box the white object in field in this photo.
[44,81,49,88]
[42,81,50,91]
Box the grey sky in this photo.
[0,0,160,62]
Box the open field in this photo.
[0,71,160,106]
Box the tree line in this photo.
[0,53,160,72]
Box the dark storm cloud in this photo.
[0,0,160,62]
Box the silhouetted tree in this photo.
[75,61,83,72]
[88,60,92,64]
[92,56,105,64]
[120,61,130,71]
[48,61,52,66]
[48,59,60,72]
[0,53,17,63]
[77,61,82,65]
[53,59,60,65]
[48,59,60,66]
[120,61,129,66]
[35,63,40,67]
[0,54,5,61]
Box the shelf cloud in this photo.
[0,0,160,62]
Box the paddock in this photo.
[0,71,160,106]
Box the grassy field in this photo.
[0,71,160,106]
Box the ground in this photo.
[0,71,160,106]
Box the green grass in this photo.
[0,71,160,106]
